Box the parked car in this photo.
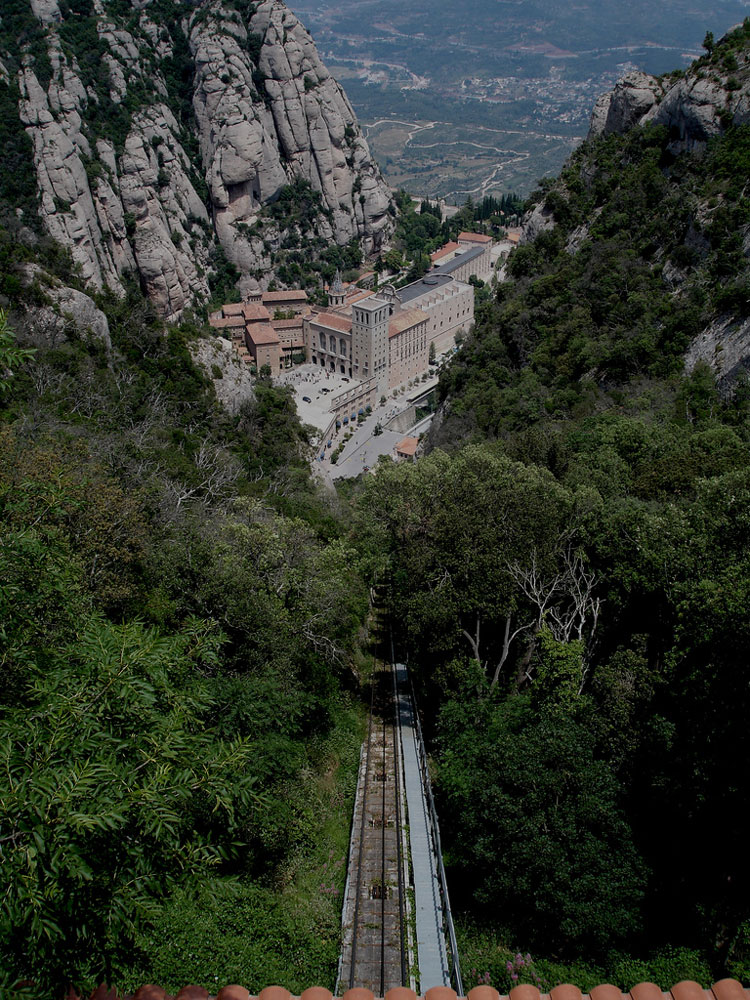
[302,396,311,403]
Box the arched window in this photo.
[319,332,326,350]
[340,339,347,357]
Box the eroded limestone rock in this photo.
[19,264,111,350]
[4,0,393,319]
[190,335,255,413]
[589,71,663,139]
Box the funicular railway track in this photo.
[338,660,408,994]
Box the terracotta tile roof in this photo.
[389,308,428,338]
[346,288,376,304]
[431,242,460,262]
[312,312,353,333]
[262,290,309,303]
[222,302,246,315]
[457,231,492,243]
[395,435,419,456]
[209,316,246,329]
[247,323,281,346]
[271,318,304,330]
[243,303,271,322]
[68,977,750,1000]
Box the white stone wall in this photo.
[446,245,492,283]
[408,281,474,354]
[388,318,428,389]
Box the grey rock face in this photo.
[589,48,750,149]
[588,91,613,136]
[521,201,556,243]
[686,315,750,388]
[117,106,212,320]
[646,76,729,147]
[4,0,393,319]
[29,0,60,24]
[190,335,255,414]
[190,0,391,274]
[592,71,665,137]
[19,64,114,290]
[19,264,111,350]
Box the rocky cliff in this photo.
[583,28,750,149]
[513,23,750,387]
[0,0,393,320]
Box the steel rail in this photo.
[392,658,408,987]
[348,678,376,990]
[380,676,387,998]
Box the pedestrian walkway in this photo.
[393,664,451,991]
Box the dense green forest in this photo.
[351,22,750,995]
[0,269,371,996]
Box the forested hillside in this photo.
[0,270,371,996]
[353,22,750,994]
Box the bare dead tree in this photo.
[458,611,534,689]
[509,545,601,693]
[299,611,348,667]
[489,613,534,689]
[161,442,242,514]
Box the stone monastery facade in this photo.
[304,231,493,395]
[209,289,310,373]
[210,232,493,393]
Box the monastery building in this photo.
[209,232,493,443]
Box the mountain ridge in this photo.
[430,21,750,449]
[0,0,392,319]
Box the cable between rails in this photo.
[380,673,387,999]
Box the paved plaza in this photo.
[278,363,437,480]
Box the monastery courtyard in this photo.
[277,361,443,479]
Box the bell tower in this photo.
[352,296,391,392]
[328,270,346,309]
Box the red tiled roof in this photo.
[243,303,271,322]
[389,308,428,338]
[346,288,375,304]
[457,231,492,244]
[67,977,750,1000]
[247,323,281,346]
[271,318,304,330]
[431,242,460,262]
[313,312,353,333]
[262,290,309,303]
[209,316,246,329]
[395,435,419,456]
[222,302,245,315]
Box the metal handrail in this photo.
[408,671,464,997]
